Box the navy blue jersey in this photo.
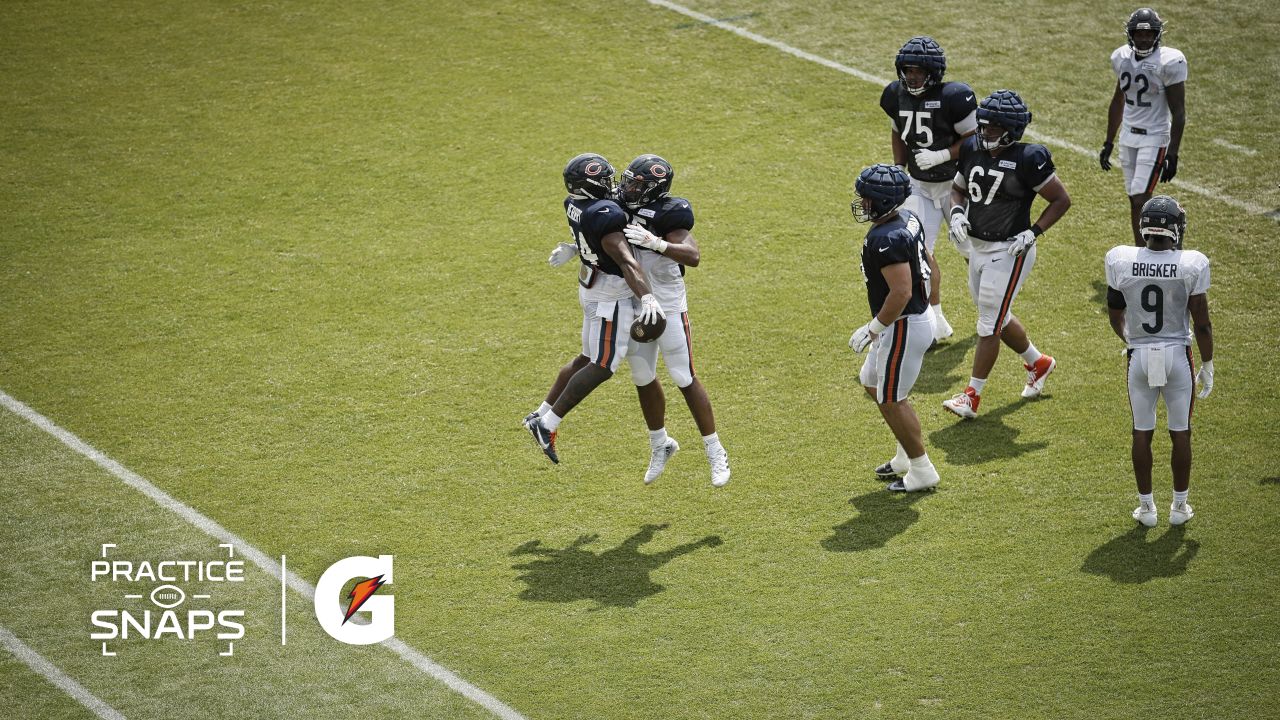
[880,81,978,183]
[628,196,694,271]
[565,196,629,276]
[861,209,930,317]
[955,138,1056,242]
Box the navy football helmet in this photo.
[1126,8,1165,59]
[976,90,1032,151]
[1139,195,1187,248]
[895,36,946,96]
[852,164,911,223]
[563,153,617,200]
[619,154,674,209]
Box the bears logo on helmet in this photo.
[564,153,617,200]
[620,154,674,209]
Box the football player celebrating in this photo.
[524,153,664,464]
[617,155,731,487]
[879,36,978,345]
[944,91,1071,419]
[1105,196,1212,526]
[849,164,940,492]
[1100,8,1187,246]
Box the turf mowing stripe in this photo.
[645,0,1280,221]
[0,624,127,720]
[0,390,528,720]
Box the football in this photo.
[630,314,666,343]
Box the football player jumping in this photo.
[1100,8,1187,246]
[944,91,1071,419]
[536,155,730,486]
[880,36,978,345]
[617,155,731,488]
[524,153,664,464]
[849,164,940,492]
[1104,196,1213,526]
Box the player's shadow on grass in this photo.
[927,401,1048,465]
[510,524,723,608]
[1090,279,1110,306]
[1261,476,1280,486]
[1081,525,1199,584]
[821,488,931,552]
[914,334,977,394]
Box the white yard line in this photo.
[0,390,527,720]
[1211,138,1257,156]
[0,624,128,720]
[647,0,1280,221]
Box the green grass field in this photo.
[3,1,1279,718]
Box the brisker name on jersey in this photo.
[1132,262,1179,278]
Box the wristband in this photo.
[655,239,669,254]
[1030,224,1044,237]
[869,317,888,334]
[950,206,966,218]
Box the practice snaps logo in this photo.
[313,555,394,645]
[90,543,245,657]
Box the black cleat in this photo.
[527,417,559,464]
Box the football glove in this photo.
[1099,141,1114,171]
[848,318,887,354]
[1007,229,1037,257]
[948,209,971,248]
[914,148,952,171]
[548,242,578,267]
[637,294,666,325]
[623,223,668,254]
[1196,359,1214,398]
[1160,153,1178,182]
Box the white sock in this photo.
[1173,490,1189,506]
[649,428,668,449]
[542,411,562,432]
[537,401,553,416]
[908,453,933,470]
[1139,492,1154,507]
[894,442,909,465]
[1020,343,1042,366]
[703,432,723,454]
[969,377,987,395]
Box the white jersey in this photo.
[1105,245,1209,348]
[638,249,688,314]
[1110,45,1187,147]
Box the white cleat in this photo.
[1133,503,1157,527]
[643,438,680,485]
[943,388,980,419]
[1169,501,1194,526]
[888,465,939,492]
[709,448,731,487]
[933,311,954,342]
[1022,355,1056,398]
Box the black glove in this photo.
[1160,153,1178,182]
[1099,141,1114,171]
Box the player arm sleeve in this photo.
[1164,52,1188,85]
[946,84,979,135]
[1106,287,1126,309]
[1026,146,1057,191]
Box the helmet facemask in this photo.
[976,119,1014,151]
[1126,9,1164,59]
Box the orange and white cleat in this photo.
[943,387,981,419]
[1022,355,1056,398]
